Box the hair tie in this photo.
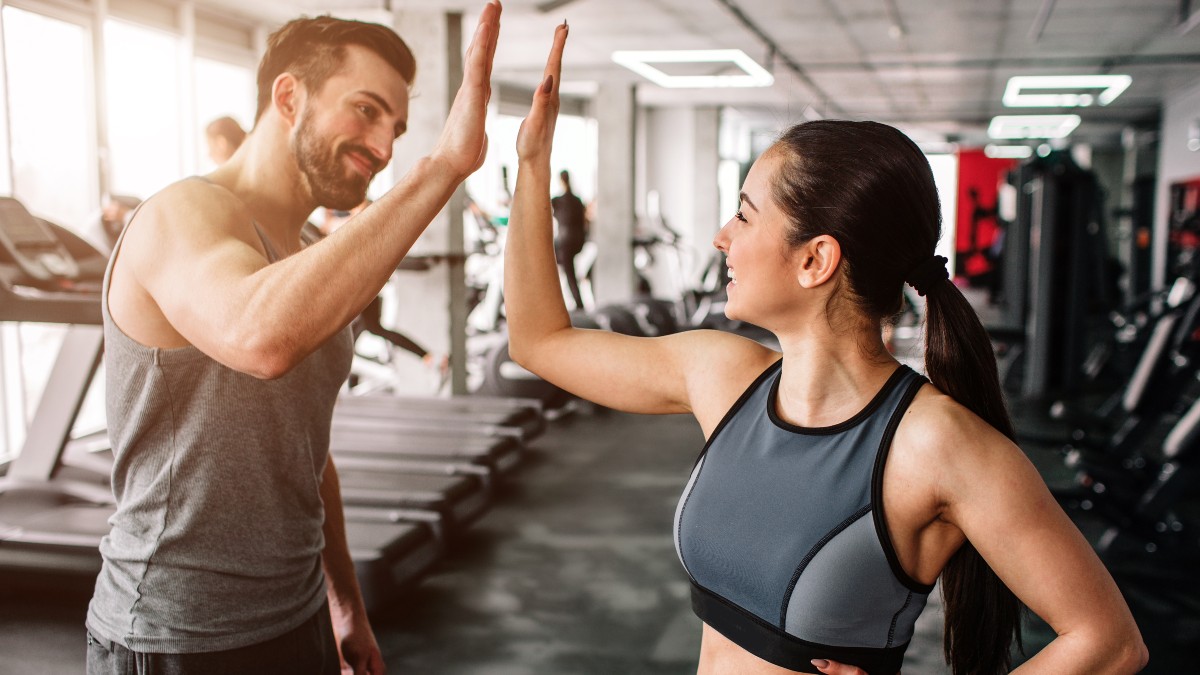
[905,255,949,297]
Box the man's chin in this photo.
[317,183,370,211]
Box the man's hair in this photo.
[255,16,417,123]
[205,116,246,147]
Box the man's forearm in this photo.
[235,155,462,375]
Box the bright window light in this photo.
[1003,75,1131,108]
[611,49,774,88]
[984,144,1034,159]
[106,19,183,199]
[988,114,1081,139]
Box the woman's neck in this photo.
[773,325,898,428]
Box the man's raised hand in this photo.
[432,1,502,180]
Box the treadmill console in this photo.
[0,197,103,323]
[0,197,81,283]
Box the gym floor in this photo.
[1,329,1196,674]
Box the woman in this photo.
[505,24,1147,675]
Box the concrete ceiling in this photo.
[196,0,1200,147]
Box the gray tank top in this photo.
[87,195,354,653]
[674,361,932,675]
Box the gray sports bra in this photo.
[674,361,932,674]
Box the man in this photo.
[551,169,587,309]
[86,5,501,674]
[204,115,247,165]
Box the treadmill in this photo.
[0,200,441,609]
[0,198,115,582]
[334,393,545,441]
[330,424,524,476]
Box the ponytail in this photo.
[923,280,1024,675]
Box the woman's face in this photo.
[712,150,805,326]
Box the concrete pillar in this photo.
[382,10,468,395]
[592,81,637,305]
[641,106,720,295]
[691,106,721,257]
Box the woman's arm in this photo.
[927,395,1147,674]
[814,393,1147,675]
[504,22,771,418]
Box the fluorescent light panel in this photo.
[1003,75,1131,108]
[988,114,1081,139]
[984,144,1034,159]
[611,49,774,88]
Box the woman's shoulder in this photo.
[672,329,778,437]
[891,381,1016,474]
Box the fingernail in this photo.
[541,74,554,94]
[810,660,830,669]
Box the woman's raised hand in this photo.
[432,1,502,180]
[516,20,568,163]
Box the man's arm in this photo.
[320,455,386,675]
[117,2,502,379]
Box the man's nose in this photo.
[365,127,393,167]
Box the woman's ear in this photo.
[795,235,842,289]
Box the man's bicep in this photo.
[135,209,271,355]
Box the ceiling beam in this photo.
[1179,0,1200,35]
[711,0,846,117]
[1028,0,1057,43]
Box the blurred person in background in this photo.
[205,115,247,165]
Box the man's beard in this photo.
[293,109,378,211]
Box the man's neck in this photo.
[206,122,317,253]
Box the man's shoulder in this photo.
[143,177,241,215]
[132,178,246,236]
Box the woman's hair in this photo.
[770,120,1022,675]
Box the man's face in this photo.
[292,45,410,210]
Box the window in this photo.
[3,5,96,233]
[105,17,183,200]
[467,113,598,218]
[1,6,97,460]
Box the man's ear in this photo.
[272,73,303,126]
[795,235,842,289]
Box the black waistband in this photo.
[691,583,908,675]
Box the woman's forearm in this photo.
[504,160,573,366]
[1012,629,1148,674]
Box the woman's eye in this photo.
[734,210,747,222]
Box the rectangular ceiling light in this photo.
[1003,74,1132,107]
[611,49,774,88]
[988,114,1081,139]
[984,144,1034,159]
